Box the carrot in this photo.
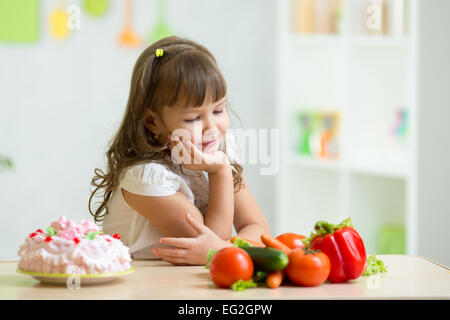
[230,236,265,248]
[266,270,284,289]
[260,234,292,255]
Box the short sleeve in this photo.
[120,163,179,197]
[225,130,242,164]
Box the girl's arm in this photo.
[121,189,207,238]
[122,165,234,241]
[233,175,271,241]
[203,165,234,240]
[122,189,232,265]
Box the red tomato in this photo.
[285,248,330,287]
[209,247,254,288]
[276,233,306,249]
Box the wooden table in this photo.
[1,255,449,300]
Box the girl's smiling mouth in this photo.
[201,139,216,150]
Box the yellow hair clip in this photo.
[155,48,164,57]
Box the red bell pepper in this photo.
[302,218,367,283]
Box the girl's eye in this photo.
[184,117,200,123]
[184,110,223,123]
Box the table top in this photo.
[1,255,449,300]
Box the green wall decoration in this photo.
[0,0,39,42]
[0,154,14,170]
[149,0,174,44]
[83,0,109,17]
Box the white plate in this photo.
[17,267,134,285]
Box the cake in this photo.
[18,216,132,275]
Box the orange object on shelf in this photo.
[318,112,339,159]
[293,0,315,34]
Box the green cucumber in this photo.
[241,247,289,271]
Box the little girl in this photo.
[89,36,270,265]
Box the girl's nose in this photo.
[202,114,217,131]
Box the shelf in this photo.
[288,154,342,171]
[289,34,345,47]
[277,0,417,256]
[348,160,409,180]
[348,34,409,47]
[288,154,409,179]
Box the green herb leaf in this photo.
[231,279,258,291]
[362,253,388,276]
[205,248,219,269]
[232,237,254,248]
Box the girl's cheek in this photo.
[220,112,230,130]
[217,118,230,136]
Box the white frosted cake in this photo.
[18,216,132,275]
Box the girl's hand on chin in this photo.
[152,213,231,266]
[169,134,230,175]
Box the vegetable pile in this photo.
[206,218,388,290]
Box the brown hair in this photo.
[89,36,244,224]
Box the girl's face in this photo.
[150,96,230,153]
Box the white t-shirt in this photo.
[102,131,241,259]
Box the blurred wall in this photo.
[0,0,276,260]
[416,0,450,267]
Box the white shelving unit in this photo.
[276,0,450,266]
[275,0,415,255]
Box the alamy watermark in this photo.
[366,0,382,31]
[67,5,81,30]
[66,265,81,289]
[365,274,383,290]
[169,127,280,176]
